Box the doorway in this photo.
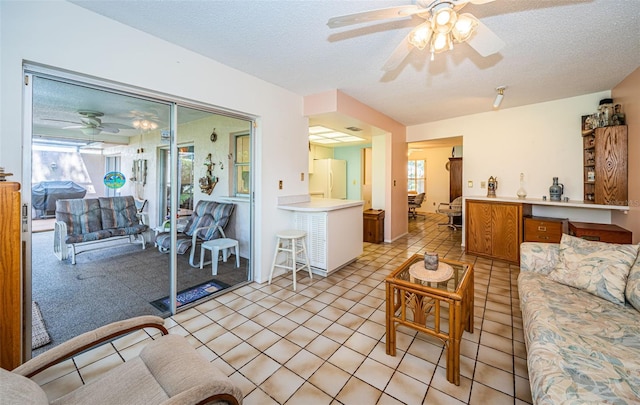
[24,68,254,356]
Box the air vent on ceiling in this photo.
[345,126,362,132]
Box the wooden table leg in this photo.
[446,300,462,385]
[385,282,396,356]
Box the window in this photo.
[234,132,250,196]
[408,159,425,194]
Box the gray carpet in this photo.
[31,231,249,356]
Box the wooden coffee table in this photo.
[385,255,474,385]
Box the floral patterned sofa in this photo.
[53,196,148,265]
[519,235,640,404]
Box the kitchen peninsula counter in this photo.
[278,198,364,277]
[278,198,364,212]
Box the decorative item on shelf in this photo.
[516,172,527,199]
[612,104,626,126]
[598,98,614,127]
[423,252,439,271]
[549,177,564,201]
[199,153,217,195]
[587,170,595,182]
[487,176,498,197]
[0,167,13,181]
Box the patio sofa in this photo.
[519,235,640,404]
[54,196,148,265]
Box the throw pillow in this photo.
[547,234,639,305]
[626,259,640,311]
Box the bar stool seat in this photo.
[269,229,312,291]
[200,238,240,275]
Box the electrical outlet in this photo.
[300,173,304,181]
[278,180,283,190]
[468,181,473,188]
[481,181,486,189]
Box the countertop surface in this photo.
[278,198,364,212]
[465,196,629,211]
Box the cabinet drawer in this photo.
[524,217,566,243]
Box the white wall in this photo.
[371,134,387,211]
[408,92,614,224]
[0,1,308,283]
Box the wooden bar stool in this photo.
[269,229,312,291]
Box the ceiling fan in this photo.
[44,110,133,136]
[327,0,505,71]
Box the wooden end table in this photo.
[385,255,474,385]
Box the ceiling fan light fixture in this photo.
[452,13,478,42]
[493,86,506,109]
[408,23,432,50]
[431,32,451,53]
[80,127,101,136]
[132,119,158,131]
[431,4,456,33]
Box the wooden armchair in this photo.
[2,316,242,405]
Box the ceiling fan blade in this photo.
[43,118,83,125]
[382,32,414,72]
[62,125,85,129]
[468,0,496,4]
[466,19,505,57]
[98,126,120,134]
[327,5,420,28]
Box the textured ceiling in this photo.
[69,0,640,127]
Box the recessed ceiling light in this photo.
[314,139,340,144]
[309,125,333,134]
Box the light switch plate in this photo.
[481,181,486,189]
[468,181,473,188]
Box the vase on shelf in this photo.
[516,173,527,199]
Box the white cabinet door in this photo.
[294,212,327,270]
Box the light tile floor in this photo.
[34,214,532,404]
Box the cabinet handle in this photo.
[537,226,547,231]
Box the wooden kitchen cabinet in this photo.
[465,199,531,264]
[0,182,22,369]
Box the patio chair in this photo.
[155,200,235,267]
[437,196,463,230]
[1,316,243,405]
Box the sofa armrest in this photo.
[13,316,167,378]
[53,220,69,261]
[136,212,149,226]
[520,242,560,275]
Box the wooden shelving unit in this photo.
[582,125,627,205]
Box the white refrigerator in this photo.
[310,159,347,199]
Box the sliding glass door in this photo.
[166,106,252,312]
[24,68,253,356]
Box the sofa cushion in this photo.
[56,198,103,235]
[547,234,639,305]
[99,196,144,229]
[184,201,235,240]
[626,258,640,311]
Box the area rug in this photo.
[32,301,51,349]
[150,280,230,312]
